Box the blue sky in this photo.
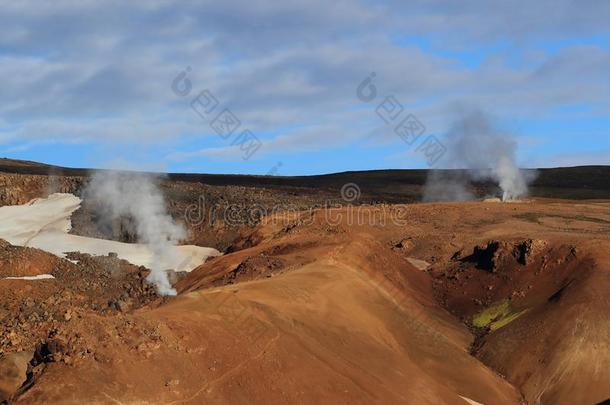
[1,1,609,175]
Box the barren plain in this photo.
[0,159,609,404]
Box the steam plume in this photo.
[423,110,536,202]
[86,171,185,296]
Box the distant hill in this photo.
[0,157,609,200]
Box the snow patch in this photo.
[407,257,431,271]
[4,274,55,280]
[459,396,485,405]
[0,193,220,272]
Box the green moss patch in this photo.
[472,300,528,331]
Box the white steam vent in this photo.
[86,171,191,296]
[423,110,536,202]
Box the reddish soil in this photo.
[1,158,610,404]
[0,196,609,404]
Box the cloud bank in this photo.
[1,1,610,170]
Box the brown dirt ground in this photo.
[1,198,609,404]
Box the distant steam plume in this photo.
[423,110,536,202]
[86,171,186,296]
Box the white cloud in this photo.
[1,0,610,167]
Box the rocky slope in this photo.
[0,159,609,404]
[0,197,608,404]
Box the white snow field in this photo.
[4,274,55,280]
[0,193,220,272]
